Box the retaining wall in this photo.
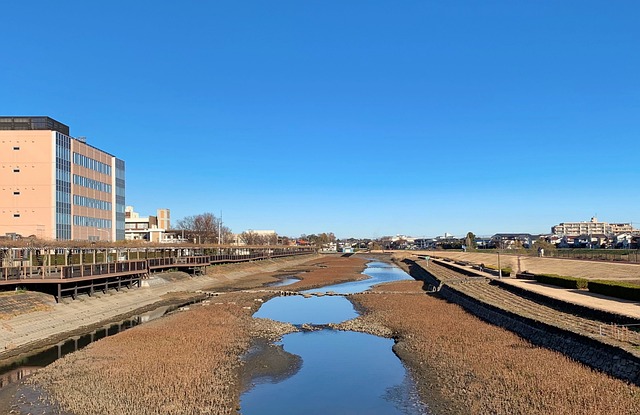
[439,284,640,385]
[400,258,640,385]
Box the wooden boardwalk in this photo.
[0,246,314,301]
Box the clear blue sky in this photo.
[2,1,639,239]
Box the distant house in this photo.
[614,233,633,249]
[414,238,436,249]
[491,233,534,249]
[474,237,493,249]
[567,234,609,249]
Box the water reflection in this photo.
[253,295,356,325]
[241,330,427,415]
[304,261,413,294]
[242,261,429,415]
[267,277,301,287]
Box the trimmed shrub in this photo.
[534,274,588,289]
[588,280,640,301]
[484,265,512,277]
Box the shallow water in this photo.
[305,261,414,294]
[253,295,357,324]
[267,276,301,287]
[242,330,425,415]
[241,260,429,414]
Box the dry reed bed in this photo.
[349,280,640,415]
[27,255,368,414]
[29,291,281,415]
[286,255,368,290]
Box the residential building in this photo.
[157,208,170,231]
[0,116,125,241]
[552,217,637,236]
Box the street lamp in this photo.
[497,239,502,279]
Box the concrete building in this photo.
[0,116,125,241]
[551,217,637,237]
[125,206,180,243]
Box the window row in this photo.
[73,195,112,211]
[73,215,112,229]
[73,175,112,193]
[73,153,112,176]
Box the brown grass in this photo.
[30,292,273,415]
[350,280,640,415]
[287,255,368,290]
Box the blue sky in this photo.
[2,1,639,238]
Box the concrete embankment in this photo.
[397,257,640,385]
[0,254,320,364]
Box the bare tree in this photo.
[175,213,232,244]
[240,231,277,245]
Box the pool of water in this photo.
[305,261,414,294]
[253,295,357,324]
[241,330,426,415]
[241,260,429,414]
[267,276,301,287]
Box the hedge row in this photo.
[534,274,589,289]
[484,264,512,277]
[588,280,640,301]
[533,274,640,301]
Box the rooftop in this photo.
[0,116,70,135]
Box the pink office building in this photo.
[0,117,125,241]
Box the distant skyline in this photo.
[2,1,639,239]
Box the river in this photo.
[241,260,430,414]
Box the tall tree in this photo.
[465,232,477,249]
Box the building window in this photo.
[13,191,20,195]
[13,146,20,150]
[13,213,20,218]
[13,168,20,173]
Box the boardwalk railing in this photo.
[1,247,314,283]
[0,260,148,281]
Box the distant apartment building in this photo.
[0,116,125,241]
[551,217,637,236]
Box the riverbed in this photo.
[241,261,430,414]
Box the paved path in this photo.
[0,256,316,357]
[417,258,640,350]
[499,277,640,319]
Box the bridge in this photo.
[0,245,315,301]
